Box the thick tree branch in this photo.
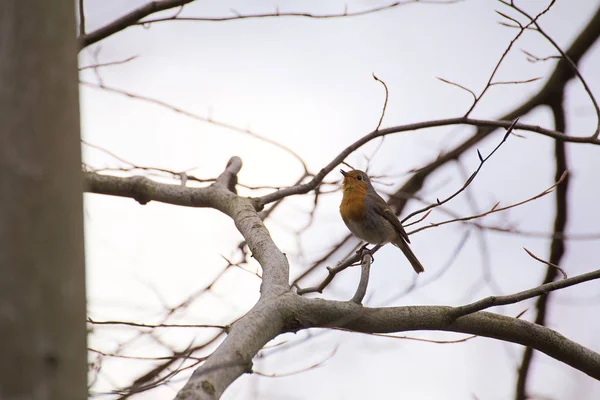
[85,159,289,290]
[293,297,600,381]
[175,298,286,400]
[85,172,217,207]
[177,263,600,399]
[95,156,290,399]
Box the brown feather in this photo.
[367,193,411,244]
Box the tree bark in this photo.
[0,1,87,399]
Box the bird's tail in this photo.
[393,239,424,274]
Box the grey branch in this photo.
[84,157,600,398]
[351,250,372,304]
[293,297,600,381]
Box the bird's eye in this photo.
[357,175,363,181]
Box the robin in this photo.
[339,169,424,274]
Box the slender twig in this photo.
[80,81,308,174]
[254,347,338,377]
[437,76,477,103]
[403,209,432,228]
[364,74,391,168]
[373,74,389,131]
[521,49,560,63]
[87,318,227,330]
[489,77,541,86]
[402,119,518,224]
[79,55,138,70]
[89,347,208,361]
[409,170,567,234]
[464,1,556,116]
[523,248,567,280]
[291,235,355,288]
[500,0,600,137]
[78,0,461,50]
[136,1,461,25]
[450,268,600,319]
[296,245,383,295]
[379,230,470,305]
[368,332,477,344]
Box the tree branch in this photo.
[516,81,570,400]
[387,4,600,215]
[256,117,598,206]
[351,250,373,304]
[294,297,600,381]
[77,0,196,50]
[450,268,599,319]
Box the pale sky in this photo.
[80,1,600,399]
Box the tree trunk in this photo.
[0,1,87,399]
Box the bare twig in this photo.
[291,235,355,287]
[402,119,517,224]
[450,268,600,319]
[78,1,461,51]
[363,74,391,167]
[500,0,600,137]
[380,230,470,305]
[437,76,477,103]
[523,248,567,280]
[87,318,227,330]
[296,245,383,296]
[409,170,568,234]
[136,1,461,25]
[369,332,477,344]
[521,49,560,63]
[373,74,389,131]
[253,347,338,378]
[79,55,138,70]
[464,1,556,116]
[489,77,542,86]
[80,81,308,175]
[108,334,223,398]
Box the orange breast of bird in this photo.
[340,188,367,225]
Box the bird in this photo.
[339,169,424,274]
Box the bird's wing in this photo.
[367,193,411,244]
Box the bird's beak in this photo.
[340,169,349,177]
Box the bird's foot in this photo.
[356,244,375,262]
